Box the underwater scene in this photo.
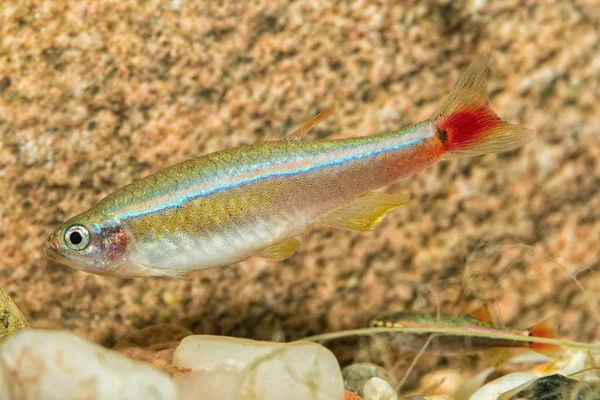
[1,1,599,399]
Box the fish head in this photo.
[45,210,131,276]
[370,319,385,328]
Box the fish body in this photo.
[370,311,530,353]
[45,55,534,278]
[370,308,558,356]
[50,123,435,277]
[100,123,432,274]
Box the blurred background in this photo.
[1,0,599,370]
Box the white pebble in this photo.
[173,335,345,400]
[0,329,177,400]
[0,360,10,400]
[469,372,538,400]
[363,377,398,400]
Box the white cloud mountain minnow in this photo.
[45,55,534,278]
[370,306,559,362]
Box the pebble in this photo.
[472,347,600,400]
[0,361,9,400]
[173,335,345,400]
[497,374,600,400]
[0,329,177,400]
[363,377,398,400]
[342,362,394,397]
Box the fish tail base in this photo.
[529,321,562,356]
[432,54,535,159]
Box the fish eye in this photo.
[64,225,90,251]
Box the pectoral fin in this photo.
[253,239,300,261]
[136,263,190,280]
[320,192,410,233]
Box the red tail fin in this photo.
[432,54,534,158]
[529,321,561,355]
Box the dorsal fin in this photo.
[470,304,494,324]
[284,106,335,141]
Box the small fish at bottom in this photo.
[370,306,560,365]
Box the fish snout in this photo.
[44,239,60,260]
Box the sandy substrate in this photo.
[1,0,599,360]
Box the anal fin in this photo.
[320,192,410,233]
[253,238,300,261]
[482,348,511,369]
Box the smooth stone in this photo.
[173,335,345,400]
[0,360,10,400]
[342,362,394,397]
[497,373,600,400]
[345,390,364,400]
[469,372,539,400]
[0,329,177,400]
[363,377,398,400]
[116,346,178,376]
[472,347,600,400]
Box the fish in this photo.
[369,306,560,362]
[45,54,534,278]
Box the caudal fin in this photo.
[528,321,561,356]
[432,54,535,158]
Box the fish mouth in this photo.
[44,241,60,261]
[44,241,83,271]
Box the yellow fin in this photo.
[285,106,335,141]
[136,264,190,280]
[482,348,511,369]
[253,239,300,261]
[320,192,410,233]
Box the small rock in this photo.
[473,348,600,400]
[173,335,345,400]
[0,360,10,400]
[342,362,394,397]
[470,372,539,400]
[0,329,177,400]
[0,286,29,344]
[363,377,398,400]
[498,374,600,400]
[418,368,466,396]
[345,390,364,400]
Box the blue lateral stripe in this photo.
[120,136,425,220]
